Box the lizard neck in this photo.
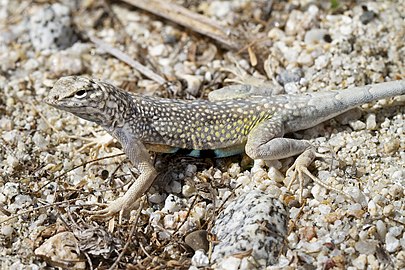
[98,87,135,132]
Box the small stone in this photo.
[299,226,317,241]
[162,194,183,213]
[149,44,166,56]
[391,170,403,180]
[367,254,379,269]
[375,220,387,239]
[1,225,13,237]
[267,167,284,183]
[367,200,378,217]
[347,209,365,219]
[148,193,165,204]
[388,226,402,237]
[360,10,377,25]
[384,138,400,154]
[35,232,85,269]
[284,82,300,94]
[182,184,196,198]
[168,180,182,194]
[352,254,367,269]
[49,51,84,76]
[314,55,330,70]
[3,182,19,198]
[349,120,366,131]
[302,241,322,253]
[324,212,340,223]
[191,250,209,267]
[318,204,331,215]
[163,214,177,229]
[29,3,77,51]
[178,74,203,96]
[208,1,231,18]
[297,51,314,66]
[396,251,405,268]
[228,163,240,178]
[304,29,329,44]
[277,68,303,86]
[382,204,394,217]
[355,240,377,255]
[185,230,209,252]
[385,232,399,253]
[365,113,377,130]
[388,184,403,198]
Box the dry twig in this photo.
[121,0,244,50]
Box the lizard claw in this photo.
[83,196,143,221]
[83,197,126,220]
[286,148,352,202]
[70,132,115,158]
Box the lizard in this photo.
[44,76,405,219]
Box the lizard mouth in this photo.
[43,95,59,106]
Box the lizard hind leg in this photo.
[245,121,352,202]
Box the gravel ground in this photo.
[0,1,404,269]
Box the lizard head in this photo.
[45,76,128,128]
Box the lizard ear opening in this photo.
[75,90,87,98]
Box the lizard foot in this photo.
[286,148,352,202]
[69,132,116,158]
[83,197,127,220]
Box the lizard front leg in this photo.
[88,139,157,219]
[245,120,350,202]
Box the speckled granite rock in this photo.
[29,3,77,51]
[211,190,288,268]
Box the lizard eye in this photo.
[75,90,87,98]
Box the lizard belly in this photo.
[144,142,246,158]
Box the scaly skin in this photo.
[45,76,405,219]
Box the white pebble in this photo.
[149,44,165,56]
[347,203,362,211]
[148,193,165,204]
[367,200,378,217]
[304,29,329,44]
[352,254,367,269]
[376,220,387,239]
[314,55,330,70]
[284,82,300,94]
[213,257,241,270]
[1,225,13,237]
[191,250,209,267]
[228,163,240,178]
[162,194,182,213]
[182,184,196,198]
[169,180,182,194]
[3,182,19,198]
[302,241,322,253]
[163,214,177,229]
[366,113,377,130]
[383,205,394,216]
[149,212,162,227]
[349,120,366,131]
[354,240,377,255]
[367,254,379,269]
[267,167,284,183]
[389,184,403,197]
[385,232,400,253]
[388,226,403,237]
[297,52,314,66]
[318,204,331,215]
